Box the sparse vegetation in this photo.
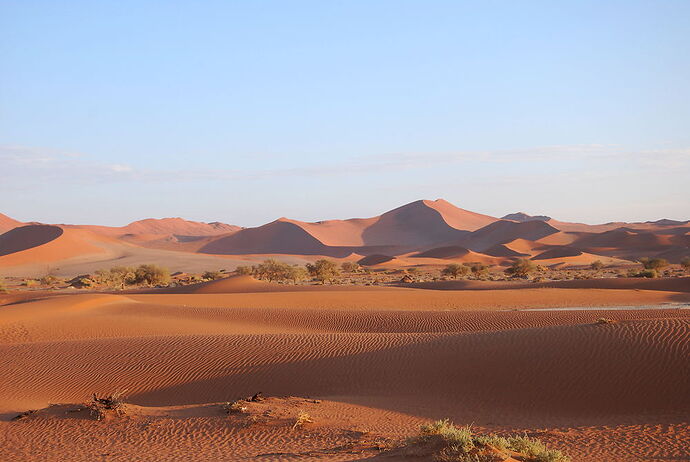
[292,410,313,429]
[407,419,569,462]
[505,258,537,278]
[628,268,658,278]
[253,259,308,283]
[222,400,248,414]
[639,257,668,272]
[235,265,254,275]
[0,277,7,293]
[341,261,362,273]
[89,391,127,420]
[680,257,690,272]
[468,263,489,278]
[39,274,61,286]
[590,260,604,271]
[595,317,617,324]
[441,263,469,279]
[135,264,171,286]
[306,259,340,284]
[201,270,224,281]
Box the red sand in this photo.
[1,276,689,461]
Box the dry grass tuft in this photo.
[292,410,314,429]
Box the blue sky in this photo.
[1,0,688,226]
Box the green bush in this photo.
[505,258,537,277]
[235,265,254,276]
[409,420,569,462]
[638,257,668,271]
[306,259,340,284]
[134,264,171,286]
[590,260,604,271]
[680,257,690,272]
[441,263,469,279]
[469,263,489,277]
[341,261,362,273]
[630,269,658,278]
[201,271,224,281]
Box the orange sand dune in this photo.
[1,289,688,461]
[459,219,560,252]
[69,217,241,237]
[0,226,112,268]
[0,213,23,234]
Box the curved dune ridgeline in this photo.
[0,225,64,256]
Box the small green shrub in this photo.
[306,259,340,284]
[505,258,537,277]
[202,271,223,281]
[680,257,690,272]
[442,264,469,279]
[638,257,668,271]
[590,260,604,271]
[134,264,171,286]
[341,261,362,273]
[235,265,253,275]
[408,420,569,462]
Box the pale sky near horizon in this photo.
[1,1,689,227]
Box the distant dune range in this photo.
[0,199,688,276]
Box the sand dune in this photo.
[2,200,688,276]
[69,217,241,237]
[459,220,560,252]
[0,213,23,234]
[1,285,688,461]
[0,226,112,269]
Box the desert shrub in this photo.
[638,257,668,271]
[442,263,470,279]
[235,265,254,275]
[292,410,313,429]
[341,261,362,273]
[630,269,658,278]
[254,259,291,282]
[90,390,127,420]
[39,274,61,286]
[0,278,7,293]
[407,267,419,274]
[93,266,137,288]
[595,317,616,324]
[469,263,489,277]
[286,265,308,283]
[507,435,569,462]
[590,260,604,271]
[222,400,248,414]
[505,258,537,278]
[680,257,690,272]
[202,270,223,281]
[22,279,39,287]
[134,264,171,286]
[411,420,569,462]
[306,259,340,284]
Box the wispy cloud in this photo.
[1,143,687,189]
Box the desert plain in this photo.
[1,199,689,461]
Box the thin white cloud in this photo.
[1,143,687,189]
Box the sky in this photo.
[1,0,689,227]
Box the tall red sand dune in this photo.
[360,199,494,248]
[413,245,471,259]
[0,213,23,234]
[460,219,560,252]
[198,219,352,257]
[0,226,114,268]
[71,217,241,237]
[0,225,64,257]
